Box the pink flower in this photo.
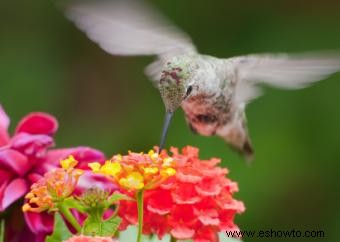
[64,235,119,242]
[0,105,57,211]
[119,146,245,242]
[0,105,112,241]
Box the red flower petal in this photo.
[182,146,199,157]
[143,211,169,239]
[146,189,172,215]
[170,204,196,224]
[195,177,222,196]
[193,226,218,242]
[0,149,30,176]
[172,183,201,204]
[176,167,203,183]
[15,112,58,136]
[0,178,28,211]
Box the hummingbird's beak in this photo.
[159,111,174,152]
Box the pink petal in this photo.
[0,178,28,211]
[0,149,30,176]
[170,225,195,240]
[76,171,117,195]
[24,211,54,234]
[0,169,13,184]
[0,105,10,146]
[45,147,105,169]
[10,133,54,159]
[15,112,58,136]
[27,172,43,184]
[198,214,220,226]
[0,105,10,130]
[222,200,246,213]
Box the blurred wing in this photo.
[230,53,340,106]
[65,0,196,58]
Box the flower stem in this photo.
[59,204,82,233]
[170,236,177,242]
[136,190,144,242]
[0,219,4,242]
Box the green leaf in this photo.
[0,219,4,242]
[63,197,86,213]
[101,216,122,236]
[107,192,134,205]
[82,216,100,236]
[83,215,121,237]
[45,213,73,242]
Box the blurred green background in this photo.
[1,0,340,241]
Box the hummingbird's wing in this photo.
[229,53,340,106]
[64,0,196,82]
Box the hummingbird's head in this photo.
[158,57,196,113]
[157,56,197,151]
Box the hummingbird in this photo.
[65,0,340,160]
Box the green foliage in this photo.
[79,189,129,237]
[108,192,134,205]
[63,197,87,214]
[45,213,72,242]
[83,215,121,237]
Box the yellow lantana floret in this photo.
[148,150,158,161]
[161,167,176,177]
[89,161,122,177]
[143,167,159,175]
[101,161,122,177]
[88,162,101,172]
[119,172,144,190]
[162,157,174,167]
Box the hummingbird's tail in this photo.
[216,115,254,162]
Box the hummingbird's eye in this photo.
[185,86,193,97]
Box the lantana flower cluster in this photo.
[119,146,245,242]
[22,156,83,213]
[89,150,176,191]
[0,105,107,242]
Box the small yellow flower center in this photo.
[119,172,144,190]
[60,155,78,170]
[143,167,159,175]
[89,161,122,177]
[161,167,176,177]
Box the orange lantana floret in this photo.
[22,156,83,212]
